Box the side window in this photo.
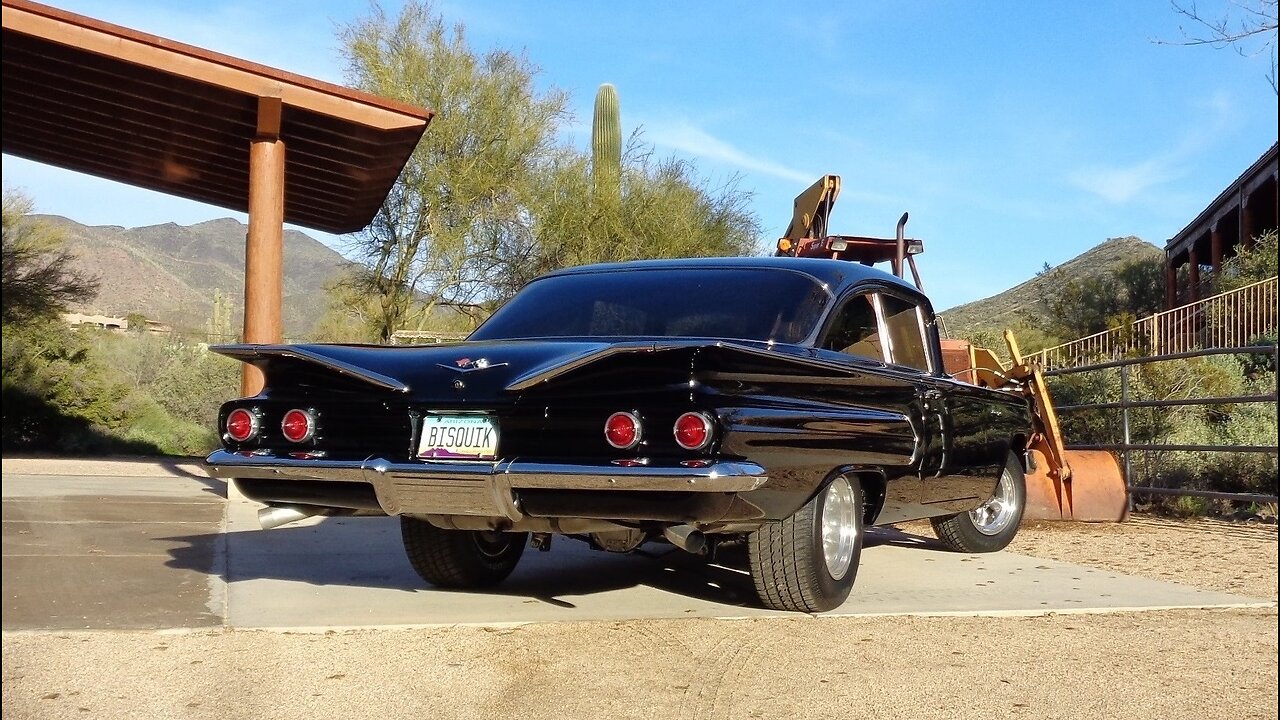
[880,294,930,372]
[821,294,885,362]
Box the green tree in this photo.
[1216,229,1278,293]
[311,273,386,343]
[1027,255,1166,341]
[1,190,98,327]
[333,3,763,340]
[529,133,760,281]
[338,1,570,341]
[1114,256,1166,318]
[125,312,148,331]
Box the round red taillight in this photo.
[281,409,315,443]
[225,408,257,442]
[674,412,713,451]
[604,411,642,450]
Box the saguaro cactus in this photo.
[206,288,235,341]
[591,83,621,192]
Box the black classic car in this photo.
[205,257,1033,612]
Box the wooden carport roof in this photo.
[1,0,433,234]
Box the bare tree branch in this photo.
[1156,0,1279,92]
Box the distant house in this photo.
[61,313,173,334]
[1164,143,1278,308]
[62,312,127,330]
[142,319,173,335]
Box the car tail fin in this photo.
[210,344,411,393]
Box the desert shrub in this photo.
[1,320,221,456]
[90,331,241,433]
[113,393,217,456]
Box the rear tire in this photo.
[748,475,864,613]
[931,452,1026,553]
[400,517,527,588]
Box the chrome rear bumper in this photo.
[205,450,768,520]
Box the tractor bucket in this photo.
[1024,448,1130,522]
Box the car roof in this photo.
[542,256,924,299]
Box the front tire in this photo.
[400,517,527,588]
[748,475,865,613]
[931,452,1026,553]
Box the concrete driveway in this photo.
[2,457,1268,632]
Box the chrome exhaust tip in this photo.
[257,504,321,530]
[662,524,707,555]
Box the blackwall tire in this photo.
[930,452,1026,553]
[400,517,527,588]
[748,475,865,613]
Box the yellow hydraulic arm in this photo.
[780,174,840,243]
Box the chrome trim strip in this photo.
[498,459,768,492]
[205,450,768,494]
[204,450,367,482]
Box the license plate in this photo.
[417,415,499,460]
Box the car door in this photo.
[816,290,926,514]
[871,292,945,482]
[876,294,1005,508]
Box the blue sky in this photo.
[3,0,1277,311]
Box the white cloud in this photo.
[1067,90,1236,205]
[646,120,815,184]
[1067,158,1181,204]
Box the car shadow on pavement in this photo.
[156,458,227,500]
[160,516,767,609]
[160,517,958,612]
[866,525,951,551]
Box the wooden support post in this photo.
[241,94,285,396]
[1164,257,1177,310]
[1210,225,1223,279]
[1188,246,1201,304]
[1241,194,1256,250]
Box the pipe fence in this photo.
[1046,345,1279,507]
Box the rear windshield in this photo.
[470,268,830,344]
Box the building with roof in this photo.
[1164,143,1278,308]
[2,0,433,392]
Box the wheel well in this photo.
[1010,433,1029,470]
[846,470,886,525]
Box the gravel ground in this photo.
[4,515,1277,720]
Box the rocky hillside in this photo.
[43,216,351,337]
[939,236,1163,336]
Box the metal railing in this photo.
[1036,276,1278,371]
[1047,345,1279,507]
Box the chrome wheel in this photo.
[820,476,859,580]
[749,475,865,612]
[969,469,1018,536]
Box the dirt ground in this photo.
[4,514,1277,720]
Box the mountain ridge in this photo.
[939,235,1164,336]
[41,215,352,337]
